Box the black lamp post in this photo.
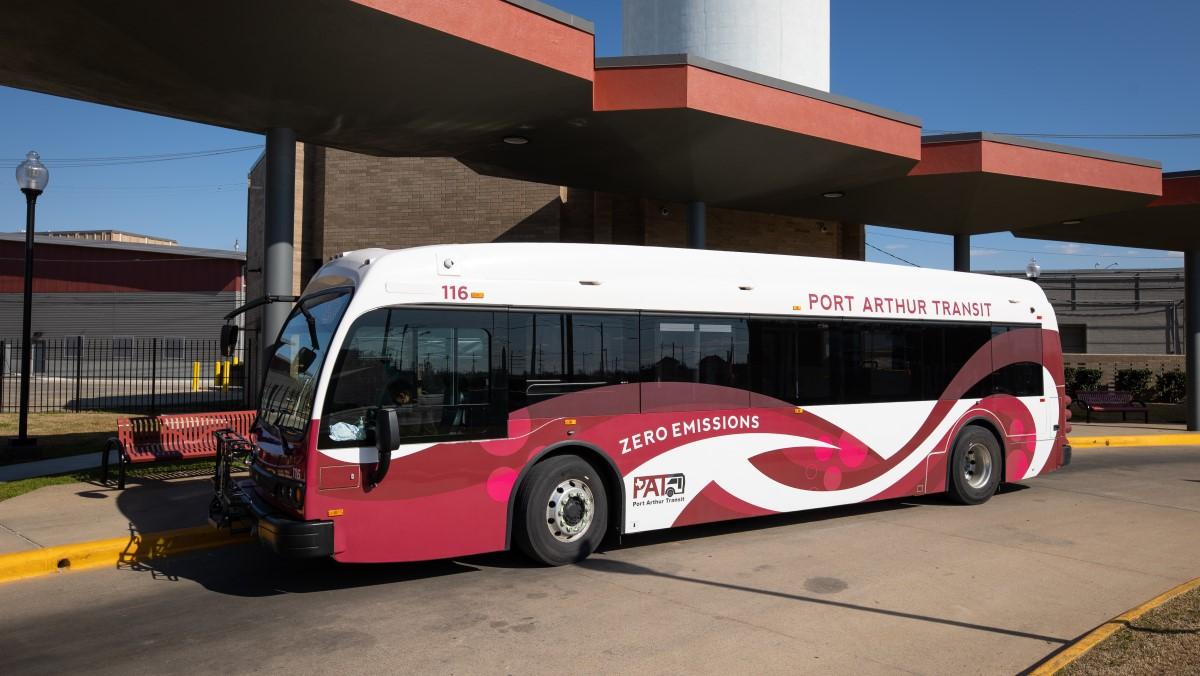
[11,151,49,449]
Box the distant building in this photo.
[0,233,243,341]
[987,266,1184,357]
[41,229,178,247]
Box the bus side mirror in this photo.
[220,324,240,358]
[371,408,399,487]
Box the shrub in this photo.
[1155,370,1186,404]
[1069,367,1103,394]
[1114,368,1155,401]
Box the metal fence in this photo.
[0,337,257,413]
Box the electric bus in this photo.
[211,243,1071,566]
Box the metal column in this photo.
[263,128,297,367]
[687,201,706,249]
[953,233,971,272]
[1186,250,1200,430]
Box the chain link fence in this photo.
[0,337,257,413]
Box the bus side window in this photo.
[508,312,639,415]
[990,325,1044,397]
[748,319,833,407]
[640,315,749,412]
[320,308,500,447]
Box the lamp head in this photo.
[15,151,49,193]
[1025,258,1041,281]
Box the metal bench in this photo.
[102,411,256,489]
[1074,390,1149,423]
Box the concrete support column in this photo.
[687,201,706,249]
[263,128,297,363]
[953,233,971,272]
[1186,250,1200,430]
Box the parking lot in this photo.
[0,444,1196,674]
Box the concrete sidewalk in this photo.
[0,475,214,555]
[0,452,104,483]
[1071,422,1187,436]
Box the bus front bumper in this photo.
[220,478,335,559]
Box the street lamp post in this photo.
[11,151,49,449]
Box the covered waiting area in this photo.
[1,0,1197,425]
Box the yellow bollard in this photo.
[232,356,239,367]
[222,360,231,390]
[192,361,200,392]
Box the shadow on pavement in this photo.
[576,557,1069,645]
[113,486,1036,600]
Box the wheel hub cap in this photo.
[545,479,595,543]
[963,442,994,490]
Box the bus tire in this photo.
[515,455,608,566]
[947,426,1002,505]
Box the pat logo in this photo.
[633,473,686,499]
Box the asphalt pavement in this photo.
[1,444,1198,675]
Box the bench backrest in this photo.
[1077,390,1135,406]
[116,410,256,451]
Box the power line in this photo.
[3,145,262,168]
[868,230,1183,259]
[866,241,921,267]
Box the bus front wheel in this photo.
[947,426,1002,505]
[515,455,608,566]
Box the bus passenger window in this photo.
[748,319,832,406]
[508,312,638,413]
[320,308,500,447]
[641,317,748,389]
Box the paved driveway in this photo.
[2,445,1198,675]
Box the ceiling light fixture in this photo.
[503,136,529,145]
[1061,219,1082,225]
[822,191,845,199]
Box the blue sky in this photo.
[3,0,1198,270]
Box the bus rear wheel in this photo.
[515,455,608,566]
[947,426,1002,505]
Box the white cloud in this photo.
[971,248,1001,257]
[1168,251,1184,258]
[883,243,909,250]
[1048,242,1087,255]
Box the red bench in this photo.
[102,411,256,489]
[1074,390,1149,423]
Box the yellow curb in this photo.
[1029,575,1200,675]
[1067,433,1200,448]
[0,525,251,585]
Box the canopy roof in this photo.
[785,133,1162,235]
[0,0,1170,237]
[1015,171,1200,251]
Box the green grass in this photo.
[0,460,219,503]
[0,411,132,466]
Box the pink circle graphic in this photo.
[823,466,842,491]
[486,467,519,502]
[839,438,868,468]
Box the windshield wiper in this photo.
[299,304,320,350]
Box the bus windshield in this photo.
[259,290,352,443]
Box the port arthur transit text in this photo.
[807,293,994,318]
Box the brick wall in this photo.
[316,150,563,261]
[642,199,847,257]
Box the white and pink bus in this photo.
[213,243,1071,565]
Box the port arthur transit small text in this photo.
[807,293,994,318]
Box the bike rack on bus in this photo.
[209,428,256,534]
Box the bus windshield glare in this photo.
[259,290,351,443]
